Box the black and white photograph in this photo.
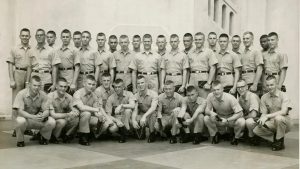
[0,0,298,168]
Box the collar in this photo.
[80,45,91,51]
[194,47,204,53]
[213,93,225,102]
[98,48,107,54]
[219,49,230,55]
[36,44,47,50]
[53,91,67,101]
[244,45,253,52]
[120,50,131,55]
[142,50,153,55]
[60,45,71,51]
[170,49,179,55]
[269,89,280,98]
[233,48,242,54]
[210,46,217,52]
[25,88,40,100]
[268,47,278,54]
[138,89,150,97]
[158,50,166,56]
[83,88,93,97]
[163,93,176,100]
[18,44,31,50]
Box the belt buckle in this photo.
[147,72,151,75]
[220,72,225,76]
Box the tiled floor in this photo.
[0,120,298,169]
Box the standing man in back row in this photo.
[215,33,241,96]
[160,34,189,95]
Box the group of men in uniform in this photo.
[7,28,292,151]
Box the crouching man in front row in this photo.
[204,80,245,145]
[155,80,185,144]
[13,75,56,147]
[176,85,207,144]
[131,75,158,142]
[73,75,113,146]
[48,77,79,144]
[254,75,293,151]
[106,78,136,143]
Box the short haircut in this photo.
[260,34,268,40]
[237,79,247,84]
[85,75,96,82]
[119,34,128,39]
[73,31,82,37]
[57,77,68,83]
[170,34,179,39]
[143,34,152,39]
[243,31,254,37]
[61,29,71,35]
[109,35,117,40]
[47,30,56,37]
[208,32,217,37]
[133,35,141,39]
[82,31,91,37]
[114,78,124,85]
[137,75,145,80]
[20,28,30,35]
[219,33,229,39]
[97,32,106,37]
[31,75,41,82]
[212,80,221,87]
[186,85,197,93]
[232,35,241,39]
[268,32,278,38]
[195,32,205,38]
[164,80,174,86]
[266,75,276,81]
[102,72,111,78]
[157,35,166,39]
[36,29,45,34]
[183,33,193,40]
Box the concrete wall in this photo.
[0,0,299,119]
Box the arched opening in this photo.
[229,12,234,35]
[213,0,219,22]
[221,4,227,29]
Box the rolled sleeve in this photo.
[281,92,292,110]
[72,92,84,108]
[254,51,264,66]
[249,94,260,112]
[208,51,218,67]
[182,54,190,69]
[233,53,242,68]
[260,96,268,114]
[230,97,243,114]
[128,57,137,70]
[13,92,24,110]
[7,50,15,64]
[73,51,81,65]
[51,51,61,66]
[95,52,103,66]
[279,53,288,69]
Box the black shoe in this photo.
[231,137,239,145]
[118,127,127,143]
[180,132,192,143]
[193,133,202,145]
[12,130,16,137]
[169,135,177,144]
[49,135,59,144]
[30,132,41,141]
[24,130,34,136]
[79,133,90,146]
[211,132,220,144]
[147,132,156,143]
[62,135,73,143]
[39,135,48,145]
[17,141,25,147]
[272,137,285,151]
[249,136,260,146]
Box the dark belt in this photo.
[242,70,256,74]
[80,71,94,75]
[138,71,157,75]
[265,72,280,76]
[166,73,182,76]
[59,67,74,71]
[191,71,208,74]
[100,70,109,73]
[15,67,27,71]
[33,70,52,73]
[116,70,132,74]
[217,72,234,76]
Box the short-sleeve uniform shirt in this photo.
[105,91,136,115]
[13,88,49,115]
[95,85,115,108]
[56,45,80,84]
[134,89,158,114]
[158,92,183,116]
[260,90,292,115]
[240,46,264,84]
[129,50,161,73]
[238,91,260,117]
[183,96,207,116]
[73,88,102,109]
[160,49,189,74]
[98,49,116,72]
[31,45,60,72]
[263,48,288,74]
[6,44,34,68]
[113,50,135,72]
[48,91,73,113]
[78,46,102,72]
[206,92,243,118]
